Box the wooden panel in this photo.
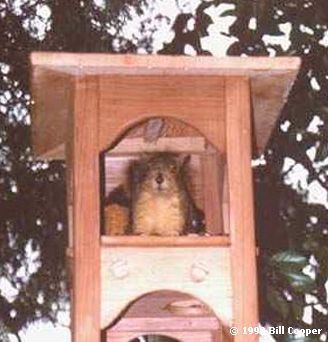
[101,247,233,329]
[98,75,226,153]
[101,235,230,247]
[31,67,72,158]
[225,77,258,342]
[252,73,294,152]
[222,166,230,235]
[106,331,215,342]
[103,155,132,197]
[201,149,225,235]
[121,116,202,139]
[108,136,206,155]
[70,76,100,342]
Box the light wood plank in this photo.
[108,136,206,155]
[101,247,233,329]
[225,77,258,342]
[101,235,230,247]
[31,52,300,76]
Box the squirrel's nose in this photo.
[155,173,164,184]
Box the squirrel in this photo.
[128,152,205,236]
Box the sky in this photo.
[2,0,328,341]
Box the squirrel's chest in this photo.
[134,192,185,236]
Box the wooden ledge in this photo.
[101,235,230,247]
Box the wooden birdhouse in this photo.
[30,53,300,342]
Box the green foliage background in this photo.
[0,0,328,341]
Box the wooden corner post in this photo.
[70,76,101,342]
[226,77,259,341]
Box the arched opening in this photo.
[104,290,222,342]
[99,116,230,244]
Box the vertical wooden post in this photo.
[201,149,224,234]
[70,76,100,342]
[225,77,258,341]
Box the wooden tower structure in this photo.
[30,53,300,342]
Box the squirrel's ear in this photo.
[130,158,148,183]
[177,154,191,169]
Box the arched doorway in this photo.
[105,290,222,342]
[100,116,228,238]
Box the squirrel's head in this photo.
[131,152,190,194]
